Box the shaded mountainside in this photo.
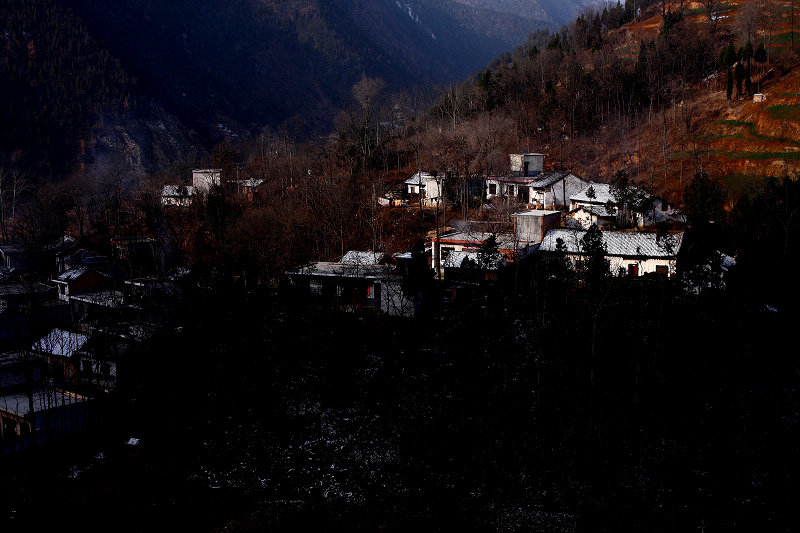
[56,0,551,138]
[0,0,204,177]
[453,0,595,27]
[3,0,553,176]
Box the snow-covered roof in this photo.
[167,267,191,281]
[70,290,124,308]
[394,247,432,260]
[540,229,683,258]
[56,267,89,282]
[511,209,561,218]
[45,235,78,255]
[340,251,383,265]
[720,253,736,272]
[529,171,570,188]
[437,231,515,250]
[571,183,617,204]
[162,185,196,197]
[442,251,505,270]
[0,389,84,417]
[573,204,617,217]
[404,172,438,185]
[286,262,393,279]
[32,328,88,358]
[233,179,265,188]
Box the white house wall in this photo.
[566,253,677,276]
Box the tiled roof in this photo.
[32,328,88,358]
[529,171,568,188]
[57,267,89,282]
[162,185,195,197]
[571,183,617,204]
[437,231,515,249]
[574,204,616,217]
[442,251,505,270]
[340,251,383,265]
[512,209,561,217]
[540,229,683,258]
[404,172,438,185]
[286,262,393,279]
[233,179,265,188]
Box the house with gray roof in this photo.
[404,172,444,208]
[340,251,385,266]
[441,250,507,284]
[161,184,196,207]
[53,267,112,301]
[539,228,684,277]
[285,261,414,317]
[486,154,588,207]
[569,183,674,229]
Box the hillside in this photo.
[424,0,800,210]
[549,1,800,202]
[0,0,202,177]
[453,0,596,26]
[55,0,551,138]
[2,0,557,177]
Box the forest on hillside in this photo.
[0,0,137,176]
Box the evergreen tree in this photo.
[734,62,746,100]
[580,224,610,287]
[726,67,733,101]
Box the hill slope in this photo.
[55,0,551,137]
[0,0,203,177]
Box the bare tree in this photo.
[9,169,30,244]
[736,0,763,43]
[763,0,781,64]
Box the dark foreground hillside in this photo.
[1,267,797,532]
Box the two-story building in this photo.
[486,154,588,208]
[405,172,444,208]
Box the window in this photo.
[655,265,669,276]
[309,280,322,295]
[367,284,375,299]
[488,184,497,195]
[507,185,515,196]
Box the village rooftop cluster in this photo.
[0,151,698,451]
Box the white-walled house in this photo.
[432,231,516,277]
[405,172,444,207]
[161,185,196,207]
[569,183,674,229]
[539,228,684,277]
[285,262,414,317]
[192,168,222,193]
[486,153,588,208]
[487,171,588,207]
